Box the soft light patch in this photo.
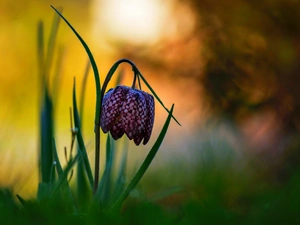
[92,0,168,45]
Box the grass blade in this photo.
[109,104,175,211]
[138,73,181,126]
[40,88,54,184]
[51,5,102,193]
[38,10,62,185]
[52,139,77,212]
[52,139,63,177]
[79,60,90,120]
[77,60,92,210]
[51,154,79,196]
[44,9,61,85]
[37,20,44,86]
[96,135,115,207]
[16,195,26,207]
[101,62,121,100]
[52,46,65,103]
[72,79,94,189]
[51,5,101,123]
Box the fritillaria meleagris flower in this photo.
[100,85,155,145]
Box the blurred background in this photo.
[1,0,300,201]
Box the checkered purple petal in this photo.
[142,92,155,145]
[100,85,155,146]
[100,86,129,133]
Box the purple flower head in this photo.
[100,85,155,145]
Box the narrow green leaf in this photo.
[79,60,90,120]
[51,6,102,193]
[44,9,61,84]
[52,46,65,103]
[51,5,101,125]
[52,139,78,213]
[38,9,61,185]
[40,88,54,184]
[109,104,175,212]
[138,73,181,126]
[16,195,26,207]
[52,139,63,177]
[77,60,92,210]
[37,20,44,86]
[72,79,94,189]
[37,182,50,201]
[49,157,57,185]
[96,134,115,206]
[101,62,120,99]
[51,154,79,195]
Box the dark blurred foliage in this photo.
[1,168,300,224]
[191,0,300,121]
[186,0,300,177]
[119,0,300,179]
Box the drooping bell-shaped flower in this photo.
[100,85,155,145]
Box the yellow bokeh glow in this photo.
[92,0,169,45]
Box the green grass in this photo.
[2,157,300,224]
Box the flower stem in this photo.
[93,127,100,193]
[94,58,137,193]
[131,73,137,89]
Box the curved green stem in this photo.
[105,58,181,126]
[131,73,137,89]
[99,58,140,119]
